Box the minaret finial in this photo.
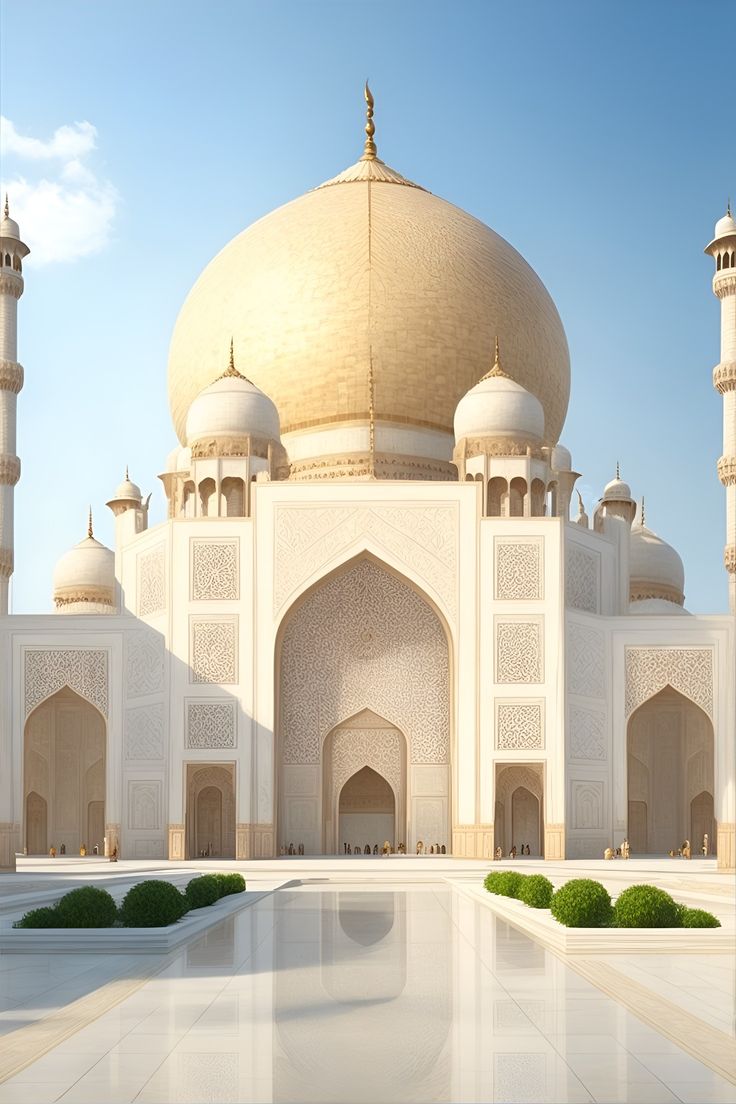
[87,506,93,539]
[217,336,248,381]
[480,335,511,382]
[728,197,732,217]
[125,464,129,481]
[3,194,8,218]
[640,496,645,527]
[361,81,377,161]
[229,336,235,373]
[616,460,620,480]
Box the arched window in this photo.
[198,477,217,517]
[487,476,507,517]
[509,477,526,517]
[221,476,245,517]
[717,254,722,270]
[732,251,736,267]
[530,478,546,516]
[181,480,196,518]
[724,253,731,269]
[3,254,10,266]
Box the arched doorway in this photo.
[277,556,451,855]
[23,687,106,854]
[627,686,715,855]
[185,764,235,858]
[494,764,543,856]
[338,767,395,854]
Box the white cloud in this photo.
[0,116,118,265]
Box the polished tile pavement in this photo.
[0,882,733,1103]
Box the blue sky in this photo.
[1,0,734,613]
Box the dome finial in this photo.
[728,197,732,218]
[361,80,377,161]
[125,464,129,480]
[216,336,248,382]
[87,506,93,539]
[480,335,511,382]
[3,194,8,218]
[616,460,620,480]
[640,495,646,527]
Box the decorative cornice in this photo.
[0,454,20,485]
[717,455,736,486]
[713,272,736,298]
[53,584,115,608]
[725,545,736,574]
[287,451,455,481]
[455,436,545,461]
[0,273,22,299]
[0,360,23,394]
[713,362,736,393]
[0,547,13,577]
[190,434,270,460]
[629,582,685,606]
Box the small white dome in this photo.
[114,475,141,502]
[602,476,632,501]
[176,445,192,472]
[454,373,544,443]
[551,444,572,471]
[714,212,736,239]
[53,535,115,611]
[0,212,20,240]
[629,523,685,604]
[186,369,280,447]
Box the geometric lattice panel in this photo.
[495,699,544,750]
[495,538,543,600]
[186,701,237,748]
[191,539,239,601]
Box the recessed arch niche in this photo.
[23,686,106,854]
[627,685,715,854]
[277,555,451,854]
[494,763,543,856]
[185,763,235,858]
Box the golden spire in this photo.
[87,506,93,539]
[480,336,512,382]
[361,81,377,161]
[216,337,249,382]
[368,350,376,477]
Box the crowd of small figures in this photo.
[278,841,448,856]
[494,844,535,859]
[45,843,118,862]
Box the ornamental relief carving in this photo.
[127,780,162,831]
[495,701,544,750]
[0,358,24,394]
[0,454,20,485]
[191,539,239,601]
[25,649,108,718]
[569,704,606,761]
[190,619,238,684]
[495,619,543,683]
[571,780,605,831]
[329,728,402,800]
[280,558,449,766]
[625,647,714,720]
[125,703,164,760]
[126,628,165,698]
[273,502,458,624]
[138,544,166,617]
[567,623,606,699]
[187,702,237,748]
[565,544,600,614]
[494,539,543,600]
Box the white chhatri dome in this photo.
[714,211,736,239]
[185,343,280,448]
[602,473,632,501]
[454,341,545,444]
[113,469,142,502]
[53,514,115,613]
[629,513,685,609]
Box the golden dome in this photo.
[168,134,570,474]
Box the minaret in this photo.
[0,198,30,615]
[705,203,736,613]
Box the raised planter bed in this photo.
[453,881,735,955]
[0,887,274,954]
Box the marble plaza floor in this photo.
[0,859,733,1103]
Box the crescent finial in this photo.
[362,80,377,161]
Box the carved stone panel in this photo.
[571,779,606,831]
[191,539,239,601]
[566,543,600,614]
[495,618,543,684]
[25,649,108,718]
[330,728,402,798]
[127,780,163,831]
[495,700,544,750]
[567,622,605,699]
[126,628,165,698]
[273,503,458,623]
[494,538,543,601]
[568,704,606,761]
[190,619,238,685]
[280,558,449,765]
[138,544,166,617]
[186,702,237,749]
[125,703,165,760]
[625,647,714,720]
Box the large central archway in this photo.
[627,686,715,855]
[277,556,451,854]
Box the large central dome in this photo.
[168,110,570,478]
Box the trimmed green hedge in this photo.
[14,906,62,929]
[120,880,189,928]
[214,872,246,896]
[678,906,720,928]
[550,879,613,928]
[517,874,554,909]
[55,886,118,929]
[614,884,680,928]
[483,870,526,898]
[186,874,222,910]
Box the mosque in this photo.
[0,90,734,870]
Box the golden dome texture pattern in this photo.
[168,154,571,465]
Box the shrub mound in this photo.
[55,886,118,929]
[14,906,62,929]
[120,880,188,928]
[214,873,246,896]
[613,884,680,928]
[551,878,612,928]
[678,906,720,928]
[484,870,526,898]
[517,874,554,909]
[186,874,221,910]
